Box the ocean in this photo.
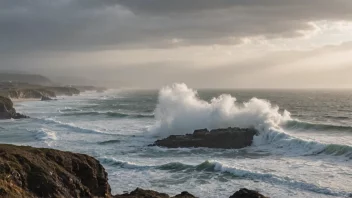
[1,84,351,198]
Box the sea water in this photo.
[1,84,351,198]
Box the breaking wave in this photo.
[37,118,114,135]
[253,128,352,158]
[99,158,350,197]
[148,84,352,158]
[34,128,57,141]
[148,83,291,136]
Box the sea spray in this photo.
[147,83,352,158]
[148,83,291,136]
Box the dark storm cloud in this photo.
[1,0,352,53]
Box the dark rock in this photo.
[154,127,258,149]
[0,96,29,119]
[193,129,209,137]
[41,95,53,101]
[114,188,197,198]
[12,112,30,119]
[173,191,197,198]
[0,144,111,198]
[114,188,169,198]
[229,188,268,198]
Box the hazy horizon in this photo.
[1,0,352,89]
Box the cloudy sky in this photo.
[1,0,352,88]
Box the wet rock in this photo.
[41,95,53,101]
[153,127,258,149]
[229,188,268,198]
[114,188,169,198]
[114,188,197,198]
[173,191,196,198]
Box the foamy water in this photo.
[0,84,351,198]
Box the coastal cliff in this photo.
[6,87,80,99]
[0,144,268,198]
[0,144,111,198]
[0,96,28,119]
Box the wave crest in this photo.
[148,83,291,136]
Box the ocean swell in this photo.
[285,120,352,132]
[98,158,350,197]
[37,118,114,135]
[61,111,154,119]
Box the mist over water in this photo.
[1,85,352,198]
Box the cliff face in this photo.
[0,144,111,198]
[7,87,80,99]
[0,96,28,119]
[8,89,56,99]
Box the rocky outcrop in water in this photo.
[152,127,258,149]
[114,188,196,198]
[229,188,268,198]
[41,95,53,101]
[0,96,28,119]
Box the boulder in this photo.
[153,127,258,149]
[0,144,111,198]
[41,95,53,101]
[114,188,196,198]
[229,188,268,198]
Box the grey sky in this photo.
[1,0,352,88]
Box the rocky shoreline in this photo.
[0,96,29,119]
[0,144,268,198]
[152,127,258,149]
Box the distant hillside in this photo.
[0,73,52,85]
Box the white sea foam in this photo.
[35,128,57,141]
[38,118,114,135]
[149,83,291,136]
[148,84,352,158]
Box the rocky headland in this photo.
[0,96,28,119]
[0,144,268,198]
[152,127,258,149]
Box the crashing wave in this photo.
[34,128,57,141]
[148,83,291,136]
[147,84,352,158]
